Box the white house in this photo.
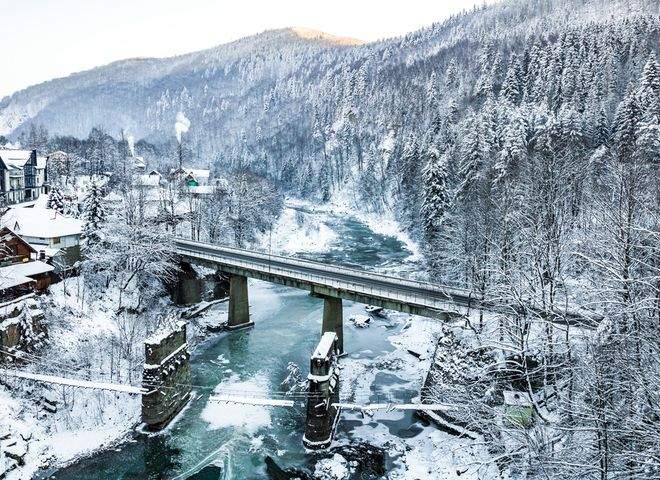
[1,207,83,267]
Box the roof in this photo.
[1,260,54,278]
[0,260,53,291]
[28,243,61,258]
[137,174,161,187]
[0,227,37,254]
[1,208,83,239]
[0,274,34,291]
[0,149,32,168]
[170,166,210,179]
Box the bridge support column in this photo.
[141,322,191,431]
[303,332,340,450]
[322,297,343,354]
[227,274,253,330]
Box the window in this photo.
[52,237,61,245]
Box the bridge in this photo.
[174,238,595,351]
[175,238,480,351]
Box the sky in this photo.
[0,0,495,99]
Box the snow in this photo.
[314,453,351,480]
[286,196,421,261]
[1,208,82,238]
[259,204,337,254]
[312,332,338,359]
[336,310,502,479]
[0,260,54,278]
[200,373,273,434]
[0,149,31,165]
[349,314,371,328]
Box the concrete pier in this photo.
[321,296,343,354]
[227,274,253,330]
[141,322,191,430]
[303,332,341,450]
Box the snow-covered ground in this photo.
[0,277,167,479]
[339,313,501,479]
[257,204,338,254]
[0,196,483,479]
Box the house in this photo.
[136,170,162,188]
[0,149,48,205]
[0,227,54,299]
[170,166,211,187]
[0,207,83,270]
[0,226,36,265]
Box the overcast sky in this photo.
[0,0,494,98]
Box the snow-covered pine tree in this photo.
[47,186,66,214]
[613,85,642,162]
[81,181,106,247]
[421,147,450,244]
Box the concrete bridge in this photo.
[175,238,479,352]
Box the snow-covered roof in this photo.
[0,274,34,290]
[137,174,161,187]
[1,260,54,278]
[171,166,210,179]
[0,260,53,290]
[0,149,31,159]
[0,149,31,167]
[134,156,146,168]
[187,168,210,179]
[28,243,61,258]
[1,208,83,239]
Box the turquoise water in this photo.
[48,212,420,480]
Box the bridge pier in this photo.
[321,297,343,354]
[227,274,254,330]
[141,322,191,431]
[303,332,340,450]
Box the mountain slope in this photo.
[0,27,362,138]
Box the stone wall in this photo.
[141,322,191,430]
[0,296,46,360]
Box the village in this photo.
[0,144,231,360]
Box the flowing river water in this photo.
[49,209,428,480]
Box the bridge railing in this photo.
[174,240,467,314]
[174,238,475,302]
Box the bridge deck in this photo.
[0,368,148,395]
[175,239,478,319]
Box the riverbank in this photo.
[1,200,495,480]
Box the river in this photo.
[48,208,431,480]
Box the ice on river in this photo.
[200,373,272,434]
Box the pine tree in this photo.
[82,182,106,246]
[458,114,485,196]
[613,86,642,162]
[495,111,527,184]
[421,147,450,243]
[47,186,66,215]
[501,54,522,104]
